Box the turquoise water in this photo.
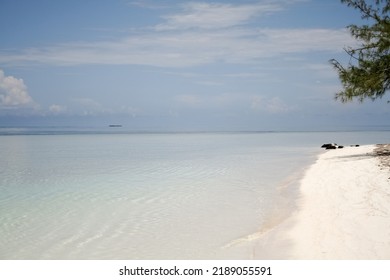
[0,130,389,259]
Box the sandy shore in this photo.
[221,144,390,259]
[285,144,390,259]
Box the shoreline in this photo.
[240,144,390,259]
[284,144,390,259]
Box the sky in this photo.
[0,0,389,131]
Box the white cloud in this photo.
[0,28,353,68]
[49,104,67,114]
[265,97,293,113]
[175,92,296,115]
[119,105,141,117]
[0,69,37,108]
[0,2,354,68]
[156,2,283,30]
[175,92,241,109]
[71,97,109,115]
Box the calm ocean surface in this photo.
[1,129,389,259]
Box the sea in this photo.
[1,128,390,259]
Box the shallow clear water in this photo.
[0,130,389,259]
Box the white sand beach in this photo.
[221,144,390,260]
[286,144,390,259]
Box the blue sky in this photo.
[0,0,389,131]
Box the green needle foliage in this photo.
[330,0,390,102]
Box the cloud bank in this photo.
[0,1,354,68]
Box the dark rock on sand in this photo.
[321,143,337,149]
[326,145,337,150]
